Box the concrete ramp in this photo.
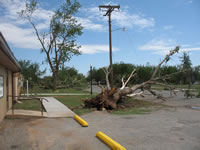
[42,97,75,118]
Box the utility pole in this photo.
[26,80,29,97]
[90,65,93,95]
[99,5,120,88]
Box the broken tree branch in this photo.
[127,91,144,97]
[151,46,179,79]
[120,69,136,90]
[103,67,111,90]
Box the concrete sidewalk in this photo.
[42,97,75,118]
[22,93,90,96]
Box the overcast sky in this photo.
[0,0,200,75]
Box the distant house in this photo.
[0,32,22,123]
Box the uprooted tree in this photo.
[84,46,188,110]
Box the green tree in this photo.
[86,67,105,84]
[58,67,86,88]
[95,68,105,84]
[180,52,193,98]
[18,60,46,87]
[41,76,53,89]
[180,52,192,69]
[113,63,134,86]
[193,66,200,82]
[87,63,135,86]
[160,66,180,84]
[134,65,155,84]
[19,0,83,91]
[180,52,192,84]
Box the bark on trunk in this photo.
[84,87,135,110]
[53,73,58,91]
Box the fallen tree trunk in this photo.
[83,46,185,110]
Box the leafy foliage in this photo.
[134,65,155,84]
[41,67,87,89]
[58,67,87,88]
[18,60,46,87]
[41,76,53,89]
[193,66,200,82]
[180,52,192,69]
[87,62,200,87]
[179,52,192,84]
[160,66,180,84]
[86,67,105,84]
[113,63,134,85]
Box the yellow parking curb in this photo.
[96,131,126,150]
[73,115,88,127]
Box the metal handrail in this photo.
[8,95,48,116]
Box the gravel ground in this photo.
[0,91,200,150]
[138,90,200,107]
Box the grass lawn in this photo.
[27,86,89,94]
[14,99,42,111]
[111,98,165,115]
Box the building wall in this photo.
[0,66,13,123]
[8,70,12,109]
[0,65,7,123]
[13,73,23,101]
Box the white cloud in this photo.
[181,47,200,52]
[0,0,53,25]
[35,21,50,30]
[33,8,53,22]
[0,0,25,18]
[76,17,104,31]
[80,44,119,54]
[138,39,200,55]
[112,11,155,29]
[0,0,53,49]
[163,25,174,30]
[84,6,155,29]
[0,23,40,49]
[138,39,175,55]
